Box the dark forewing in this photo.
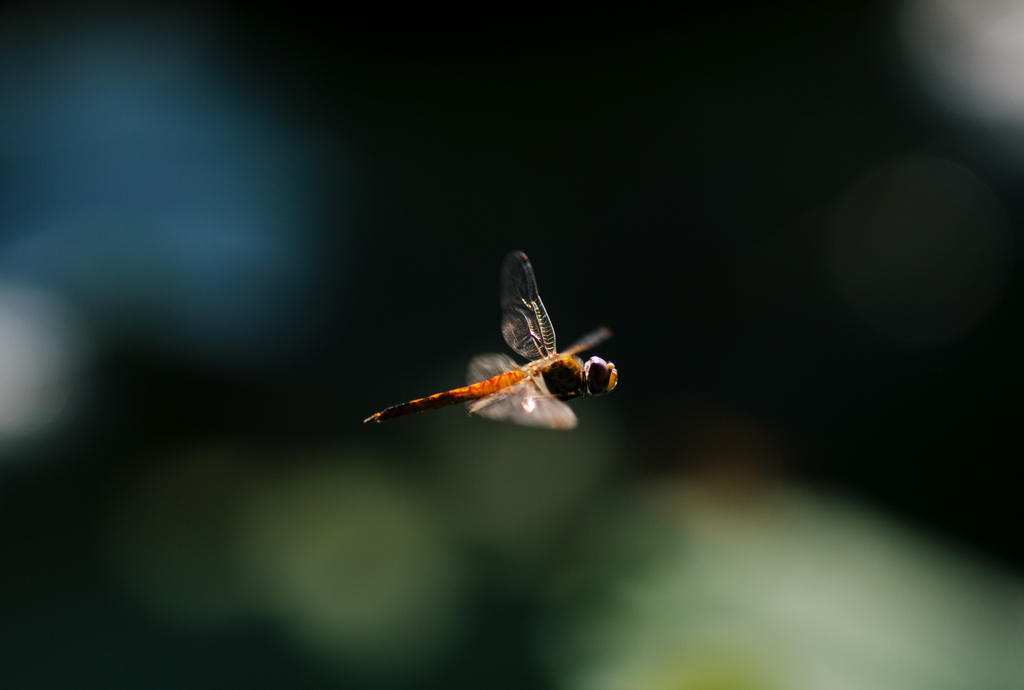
[500,251,557,361]
[466,353,519,385]
[466,375,577,429]
[560,326,613,357]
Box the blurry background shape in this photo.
[0,6,345,369]
[432,403,623,581]
[544,405,1024,689]
[829,156,1013,343]
[902,0,1024,134]
[232,451,467,679]
[545,476,1024,690]
[104,447,255,627]
[0,282,89,440]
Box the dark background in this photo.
[0,2,1020,688]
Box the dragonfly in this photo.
[364,251,618,429]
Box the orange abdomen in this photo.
[364,369,526,423]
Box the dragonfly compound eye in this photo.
[586,356,612,395]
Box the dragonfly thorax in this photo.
[541,356,588,401]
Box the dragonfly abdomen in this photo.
[364,369,526,423]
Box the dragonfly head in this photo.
[583,356,618,396]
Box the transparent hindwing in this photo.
[465,364,577,430]
[466,353,520,385]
